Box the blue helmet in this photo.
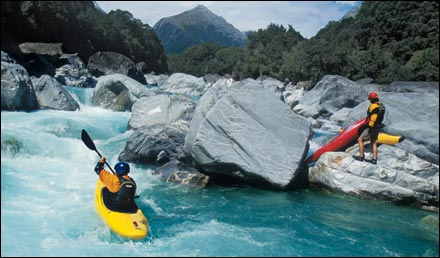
[114,162,130,176]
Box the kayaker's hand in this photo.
[95,157,105,175]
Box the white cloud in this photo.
[96,1,361,38]
[335,1,359,6]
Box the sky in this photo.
[96,1,362,39]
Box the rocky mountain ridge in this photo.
[153,5,246,54]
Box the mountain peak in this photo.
[184,4,218,20]
[153,5,246,54]
[193,4,210,12]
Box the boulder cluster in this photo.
[2,47,438,209]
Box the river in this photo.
[1,86,438,256]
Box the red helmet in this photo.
[368,92,378,99]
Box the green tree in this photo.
[403,48,439,81]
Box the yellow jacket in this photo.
[367,102,380,127]
[100,169,128,193]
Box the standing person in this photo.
[353,92,386,165]
[95,157,137,210]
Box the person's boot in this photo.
[369,158,377,165]
[353,155,364,161]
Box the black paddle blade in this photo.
[81,129,96,151]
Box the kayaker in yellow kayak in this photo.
[95,157,137,211]
[353,92,386,165]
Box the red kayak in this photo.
[305,118,367,164]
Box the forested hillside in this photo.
[169,1,439,84]
[1,1,168,73]
[168,24,304,79]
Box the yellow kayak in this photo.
[377,133,405,145]
[337,127,404,145]
[94,180,148,240]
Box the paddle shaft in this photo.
[81,129,116,175]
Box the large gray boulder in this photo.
[92,74,154,111]
[18,42,62,55]
[159,73,207,96]
[87,52,146,84]
[257,76,285,96]
[31,75,79,111]
[1,51,17,63]
[210,77,234,90]
[144,73,169,87]
[185,80,312,188]
[18,42,63,63]
[283,86,305,109]
[203,74,223,85]
[119,120,189,164]
[54,53,96,88]
[355,78,374,85]
[309,145,439,206]
[153,159,210,189]
[1,61,38,111]
[128,94,196,130]
[18,42,65,77]
[294,75,369,118]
